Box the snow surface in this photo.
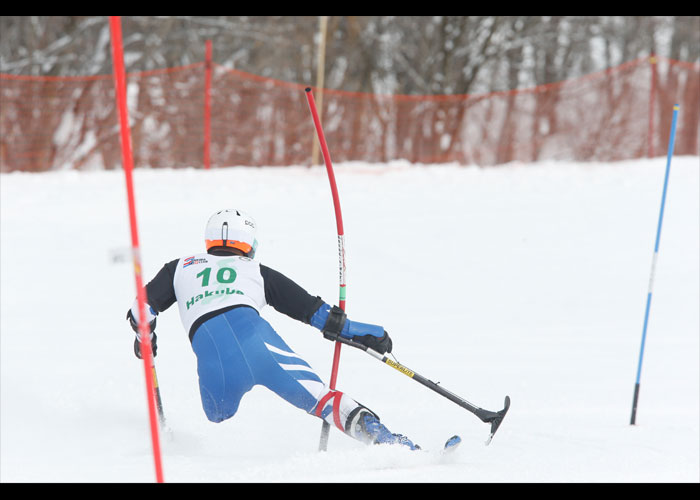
[1,158,698,483]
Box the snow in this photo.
[1,157,698,483]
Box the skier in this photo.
[126,208,419,450]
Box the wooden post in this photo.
[648,54,657,158]
[204,40,212,169]
[311,16,328,166]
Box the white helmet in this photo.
[205,209,258,257]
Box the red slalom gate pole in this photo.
[109,16,165,483]
[305,87,347,451]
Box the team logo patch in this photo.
[183,256,208,268]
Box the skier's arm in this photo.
[260,264,392,354]
[259,264,324,323]
[125,259,178,358]
[143,259,179,313]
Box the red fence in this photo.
[1,55,698,172]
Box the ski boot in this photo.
[357,411,421,450]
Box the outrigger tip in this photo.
[485,396,511,446]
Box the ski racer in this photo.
[126,208,419,450]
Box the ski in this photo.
[442,434,461,453]
[412,434,460,454]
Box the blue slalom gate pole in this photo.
[630,104,680,425]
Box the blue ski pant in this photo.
[191,306,361,432]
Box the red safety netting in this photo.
[1,56,697,172]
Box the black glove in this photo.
[126,308,157,334]
[133,332,158,359]
[352,330,393,355]
[126,308,158,359]
[316,305,393,355]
